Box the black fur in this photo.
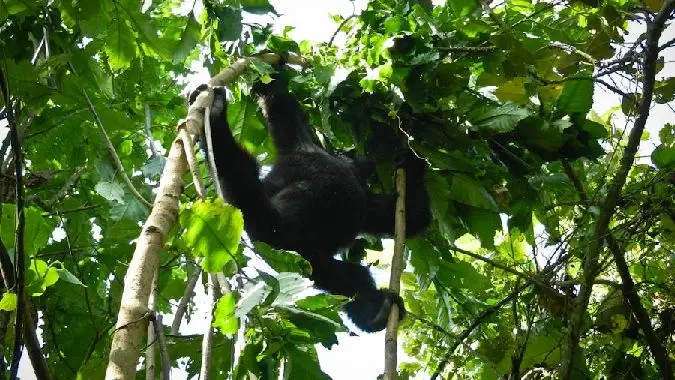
[192,72,430,332]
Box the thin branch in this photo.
[560,2,675,378]
[477,0,513,36]
[170,263,202,335]
[200,274,218,380]
[48,167,84,207]
[146,273,158,380]
[67,63,152,209]
[328,14,357,47]
[151,314,171,380]
[144,104,159,157]
[659,36,675,50]
[0,65,27,380]
[383,159,407,379]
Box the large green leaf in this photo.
[213,292,239,335]
[556,78,594,115]
[105,18,139,70]
[0,205,55,256]
[180,199,244,273]
[470,103,531,133]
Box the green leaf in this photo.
[213,293,239,335]
[181,199,244,273]
[470,103,531,133]
[95,181,126,203]
[214,7,243,41]
[253,242,312,275]
[436,260,490,294]
[461,207,501,248]
[277,305,343,348]
[236,281,272,317]
[26,259,60,296]
[557,78,594,115]
[105,18,138,70]
[654,78,675,104]
[651,145,675,168]
[173,15,201,63]
[0,293,17,311]
[449,174,499,211]
[241,0,277,14]
[0,205,55,256]
[284,345,330,380]
[495,77,529,104]
[141,155,167,178]
[110,195,150,222]
[57,268,86,286]
[408,238,440,289]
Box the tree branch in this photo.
[67,63,152,209]
[0,65,27,380]
[144,104,159,157]
[383,165,406,380]
[562,160,672,378]
[560,2,675,378]
[170,263,202,335]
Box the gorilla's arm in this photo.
[307,255,405,332]
[192,87,282,242]
[252,74,318,154]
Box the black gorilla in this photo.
[193,67,430,332]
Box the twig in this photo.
[48,167,84,207]
[477,0,513,36]
[0,65,27,380]
[328,14,357,47]
[144,104,159,157]
[659,36,675,50]
[560,2,675,378]
[383,164,406,379]
[151,314,171,380]
[450,245,549,288]
[170,263,203,334]
[68,62,152,209]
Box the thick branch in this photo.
[560,2,675,378]
[105,140,186,379]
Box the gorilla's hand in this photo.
[345,289,406,332]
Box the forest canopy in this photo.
[0,0,674,379]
